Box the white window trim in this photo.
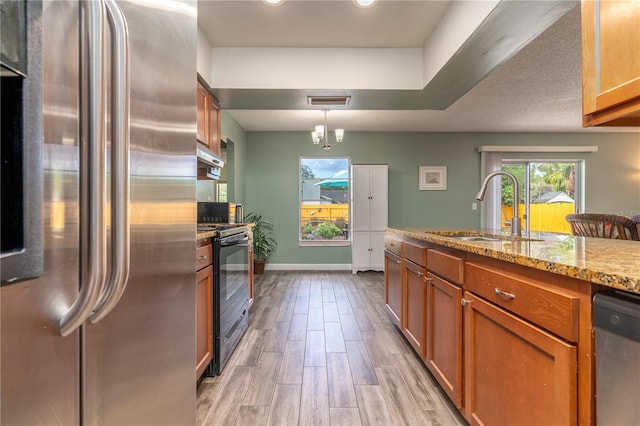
[479,145,598,153]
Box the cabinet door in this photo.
[463,292,577,426]
[352,166,371,232]
[369,231,385,270]
[209,95,221,155]
[369,165,388,231]
[248,245,254,307]
[384,250,403,326]
[196,81,209,146]
[352,232,371,270]
[403,260,427,357]
[425,273,463,409]
[196,265,214,379]
[582,0,640,126]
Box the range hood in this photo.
[197,145,223,180]
[197,145,224,169]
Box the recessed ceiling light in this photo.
[353,0,378,8]
[261,0,285,6]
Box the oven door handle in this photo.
[220,233,249,246]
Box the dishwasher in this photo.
[593,292,640,425]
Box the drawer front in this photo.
[465,262,579,342]
[404,240,427,267]
[384,235,403,256]
[196,243,213,270]
[427,249,463,284]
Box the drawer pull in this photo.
[198,255,207,261]
[495,288,516,300]
[461,298,472,306]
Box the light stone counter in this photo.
[387,227,640,294]
[196,230,217,240]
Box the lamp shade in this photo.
[335,128,344,142]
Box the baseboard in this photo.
[265,263,352,271]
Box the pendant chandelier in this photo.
[311,110,344,150]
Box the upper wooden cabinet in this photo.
[196,79,221,154]
[582,0,640,126]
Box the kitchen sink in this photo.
[425,231,542,242]
[450,236,501,242]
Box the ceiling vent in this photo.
[307,96,351,106]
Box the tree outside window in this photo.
[299,157,350,242]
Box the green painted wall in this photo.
[221,111,248,204]
[243,130,640,265]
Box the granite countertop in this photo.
[196,223,254,241]
[196,230,217,240]
[387,227,640,295]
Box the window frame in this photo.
[479,146,595,231]
[298,156,352,247]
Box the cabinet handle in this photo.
[495,288,516,300]
[198,255,208,261]
[423,276,433,282]
[394,259,401,264]
[461,298,472,306]
[409,270,423,277]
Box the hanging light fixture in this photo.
[311,110,344,150]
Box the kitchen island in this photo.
[387,227,640,294]
[384,227,639,426]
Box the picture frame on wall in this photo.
[419,166,447,190]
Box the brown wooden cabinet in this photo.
[425,271,463,409]
[384,233,595,425]
[196,78,221,154]
[463,291,577,426]
[248,232,254,308]
[402,259,427,357]
[582,0,640,126]
[384,250,403,326]
[196,239,214,380]
[463,254,593,425]
[421,248,464,409]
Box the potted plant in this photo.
[245,212,277,274]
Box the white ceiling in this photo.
[197,1,629,133]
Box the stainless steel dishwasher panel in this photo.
[593,292,640,426]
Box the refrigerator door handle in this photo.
[90,0,131,324]
[59,0,107,337]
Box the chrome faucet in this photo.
[476,171,521,238]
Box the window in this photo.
[299,157,350,244]
[501,160,583,235]
[478,145,595,233]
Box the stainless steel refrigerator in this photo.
[1,1,198,424]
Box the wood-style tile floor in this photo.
[197,271,466,426]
